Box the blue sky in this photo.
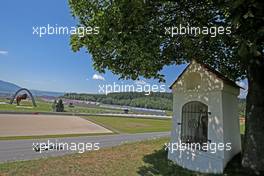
[0,0,185,94]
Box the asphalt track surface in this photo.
[0,132,170,163]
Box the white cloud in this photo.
[92,74,105,81]
[134,79,146,85]
[0,50,8,55]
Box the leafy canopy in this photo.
[69,0,263,82]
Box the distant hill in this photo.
[0,80,63,97]
[63,92,246,113]
[30,89,64,97]
[0,80,21,93]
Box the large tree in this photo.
[69,0,264,173]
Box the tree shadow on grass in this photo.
[137,135,257,176]
[137,147,217,176]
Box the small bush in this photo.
[52,99,64,112]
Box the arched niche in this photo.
[181,101,208,145]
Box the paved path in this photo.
[0,132,170,163]
[0,114,112,137]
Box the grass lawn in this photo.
[85,116,172,133]
[0,99,52,112]
[0,98,122,114]
[0,137,254,176]
[0,98,170,115]
[65,105,122,114]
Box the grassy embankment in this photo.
[0,98,122,114]
[0,136,252,176]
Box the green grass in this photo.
[85,116,172,133]
[165,110,173,116]
[0,98,122,114]
[0,99,52,112]
[0,137,254,176]
[0,98,170,115]
[240,124,245,134]
[65,105,122,114]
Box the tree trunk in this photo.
[242,58,264,174]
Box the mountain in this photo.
[0,80,21,93]
[0,80,63,97]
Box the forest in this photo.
[63,92,246,114]
[63,92,173,110]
